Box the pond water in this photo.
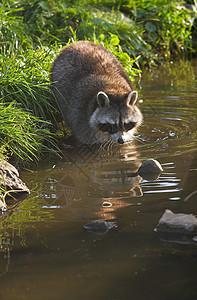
[1,59,197,300]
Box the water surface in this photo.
[0,59,197,300]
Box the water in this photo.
[1,59,197,300]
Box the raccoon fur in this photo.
[50,41,142,145]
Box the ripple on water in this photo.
[138,104,197,157]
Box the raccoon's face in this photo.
[89,91,142,144]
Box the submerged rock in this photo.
[156,209,197,234]
[0,160,30,208]
[137,158,163,181]
[83,220,117,235]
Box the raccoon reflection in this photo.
[50,41,142,145]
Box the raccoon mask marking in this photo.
[89,91,142,144]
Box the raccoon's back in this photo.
[50,41,132,98]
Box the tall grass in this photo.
[0,102,55,163]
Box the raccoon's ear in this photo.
[97,91,110,107]
[127,91,138,106]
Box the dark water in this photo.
[1,60,197,300]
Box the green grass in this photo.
[0,102,55,163]
[0,0,196,165]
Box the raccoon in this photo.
[50,41,142,145]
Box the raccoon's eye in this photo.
[109,124,118,134]
[98,123,118,134]
[98,123,111,132]
[124,121,137,131]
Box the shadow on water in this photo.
[0,59,197,300]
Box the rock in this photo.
[83,220,117,235]
[137,158,163,180]
[156,209,197,234]
[0,160,30,203]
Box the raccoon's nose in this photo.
[117,137,124,144]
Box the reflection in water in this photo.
[0,233,10,278]
[0,191,55,276]
[156,231,197,245]
[40,175,76,208]
[38,143,143,221]
[139,60,197,158]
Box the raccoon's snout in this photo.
[117,137,124,144]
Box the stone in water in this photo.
[83,220,117,235]
[137,158,163,181]
[156,209,197,234]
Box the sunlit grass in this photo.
[0,102,55,163]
